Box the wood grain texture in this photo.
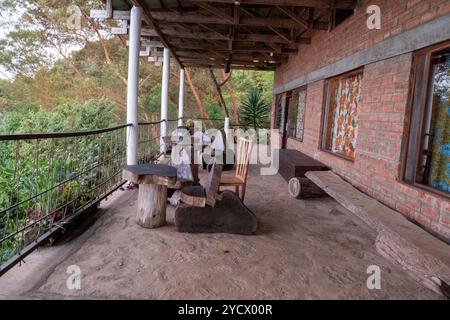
[219,138,253,201]
[136,183,167,228]
[306,170,450,297]
[175,190,258,235]
[205,162,223,207]
[288,177,326,199]
[180,185,206,207]
[278,149,329,182]
[123,164,177,187]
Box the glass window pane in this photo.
[421,50,450,193]
[287,90,299,138]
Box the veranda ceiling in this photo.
[105,0,357,71]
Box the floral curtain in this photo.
[329,73,363,159]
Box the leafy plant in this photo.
[239,87,271,131]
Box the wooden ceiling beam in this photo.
[189,0,356,10]
[130,0,184,67]
[157,27,311,44]
[176,50,286,62]
[169,43,297,55]
[183,63,276,71]
[191,1,234,23]
[275,6,309,29]
[180,58,279,68]
[117,10,330,30]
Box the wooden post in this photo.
[137,183,168,228]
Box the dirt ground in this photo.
[0,166,442,299]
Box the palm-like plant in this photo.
[239,87,270,131]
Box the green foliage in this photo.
[205,98,223,120]
[0,0,276,266]
[0,99,121,264]
[232,70,274,104]
[239,87,271,131]
[0,99,117,134]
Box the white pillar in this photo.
[160,47,170,153]
[224,117,230,134]
[178,68,185,127]
[126,6,142,165]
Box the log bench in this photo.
[123,164,177,229]
[278,149,330,199]
[306,170,450,297]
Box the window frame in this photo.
[319,68,364,162]
[286,86,308,142]
[402,40,450,199]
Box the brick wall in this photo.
[275,0,450,87]
[273,0,450,241]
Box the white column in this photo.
[224,117,230,136]
[126,6,142,165]
[178,68,185,127]
[160,47,170,153]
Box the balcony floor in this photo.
[0,166,441,299]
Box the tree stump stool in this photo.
[123,164,177,229]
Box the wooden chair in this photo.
[219,137,253,202]
[180,160,223,207]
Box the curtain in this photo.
[330,73,363,159]
[428,54,450,192]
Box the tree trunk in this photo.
[185,69,208,118]
[221,70,239,125]
[209,69,229,118]
[136,183,168,228]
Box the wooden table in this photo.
[123,164,177,228]
[278,149,330,199]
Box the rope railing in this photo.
[0,117,271,276]
[0,123,163,276]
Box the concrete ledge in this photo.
[306,171,450,297]
[274,14,450,94]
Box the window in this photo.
[275,87,307,143]
[286,87,307,141]
[404,42,450,196]
[321,69,363,160]
[274,93,286,133]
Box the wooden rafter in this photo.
[191,1,234,23]
[142,11,328,30]
[276,6,309,29]
[102,0,357,71]
[189,0,356,9]
[130,0,184,67]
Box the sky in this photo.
[0,1,22,80]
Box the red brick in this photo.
[273,0,449,240]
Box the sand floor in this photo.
[0,166,442,299]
